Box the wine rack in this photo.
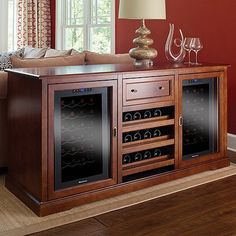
[122,105,175,180]
[60,96,97,177]
[122,125,174,144]
[123,106,174,123]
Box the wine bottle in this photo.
[123,154,131,164]
[133,112,142,120]
[124,113,132,122]
[123,134,132,143]
[153,149,162,157]
[143,130,152,139]
[133,132,142,141]
[134,153,142,162]
[144,110,151,119]
[153,109,162,117]
[153,129,161,137]
[143,151,152,159]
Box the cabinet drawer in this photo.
[123,76,174,106]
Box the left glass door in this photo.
[48,81,117,199]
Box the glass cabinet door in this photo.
[54,87,111,190]
[48,81,117,199]
[179,74,223,167]
[182,78,218,160]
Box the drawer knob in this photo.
[159,86,165,90]
[131,89,138,93]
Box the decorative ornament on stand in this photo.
[165,23,186,63]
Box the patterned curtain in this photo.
[17,0,51,48]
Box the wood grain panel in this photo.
[7,73,43,200]
[123,75,174,106]
[0,72,7,99]
[0,99,7,167]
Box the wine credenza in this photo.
[5,63,229,216]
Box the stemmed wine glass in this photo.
[190,38,203,65]
[183,37,193,64]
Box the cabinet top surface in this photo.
[5,63,228,79]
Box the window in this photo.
[56,0,115,53]
[0,0,17,51]
[8,0,18,51]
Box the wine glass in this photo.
[183,37,193,64]
[191,38,203,65]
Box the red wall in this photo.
[116,0,236,134]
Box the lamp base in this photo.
[134,59,154,67]
[129,19,157,67]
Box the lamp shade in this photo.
[119,0,166,20]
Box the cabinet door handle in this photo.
[131,89,137,93]
[113,127,117,137]
[179,116,183,127]
[159,86,165,90]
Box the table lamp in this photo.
[119,0,166,67]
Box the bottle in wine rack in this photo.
[153,129,161,137]
[123,154,131,164]
[69,111,76,118]
[144,110,152,119]
[143,150,152,159]
[153,109,162,117]
[153,149,162,157]
[133,131,142,141]
[78,98,85,107]
[124,134,132,143]
[133,112,142,120]
[89,97,95,105]
[124,113,132,122]
[134,153,142,162]
[143,130,152,139]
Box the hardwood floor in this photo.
[30,172,236,236]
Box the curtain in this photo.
[17,0,51,48]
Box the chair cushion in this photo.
[85,51,134,65]
[11,53,86,68]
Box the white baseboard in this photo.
[227,133,236,152]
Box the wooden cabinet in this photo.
[5,64,229,216]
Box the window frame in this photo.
[56,0,115,53]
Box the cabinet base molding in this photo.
[5,158,229,216]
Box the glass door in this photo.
[48,81,117,199]
[54,88,110,190]
[178,73,224,168]
[182,78,218,160]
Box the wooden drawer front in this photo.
[123,76,174,106]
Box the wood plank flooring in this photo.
[30,173,236,236]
